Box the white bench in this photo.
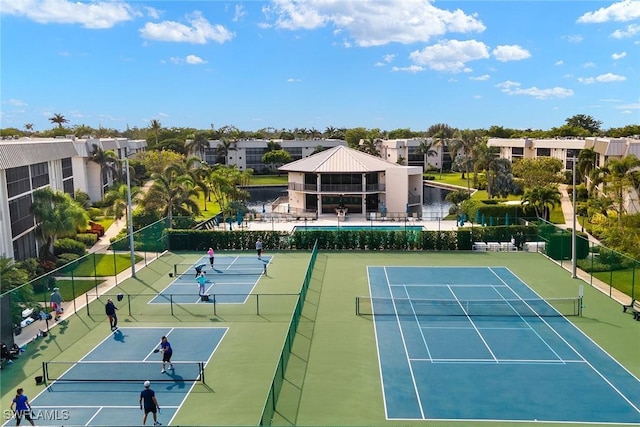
[472,242,487,252]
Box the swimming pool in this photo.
[293,225,424,232]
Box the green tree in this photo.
[104,183,143,230]
[186,133,210,160]
[49,113,69,128]
[511,157,563,189]
[522,185,561,221]
[142,164,200,226]
[344,127,368,148]
[360,135,381,156]
[138,150,185,176]
[0,256,33,324]
[149,119,162,146]
[600,155,640,229]
[30,188,89,258]
[577,147,597,187]
[89,144,119,196]
[565,114,602,135]
[453,129,482,192]
[262,150,292,174]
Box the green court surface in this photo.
[2,250,639,427]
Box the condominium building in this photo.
[0,137,146,261]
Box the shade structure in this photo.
[505,212,510,226]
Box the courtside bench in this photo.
[472,242,487,252]
[622,299,640,320]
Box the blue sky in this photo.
[1,0,639,133]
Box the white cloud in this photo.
[375,54,395,66]
[492,45,531,62]
[287,78,302,82]
[611,23,640,38]
[186,55,207,64]
[140,11,234,44]
[263,0,485,46]
[615,102,640,110]
[611,51,627,60]
[555,60,564,66]
[409,39,490,73]
[0,0,138,29]
[233,4,247,22]
[470,74,490,81]
[563,34,583,43]
[7,99,28,107]
[391,65,425,73]
[495,81,574,99]
[577,0,640,23]
[578,73,626,84]
[582,62,596,68]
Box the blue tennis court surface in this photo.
[151,255,271,304]
[12,327,226,426]
[368,266,640,424]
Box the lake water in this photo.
[245,185,454,219]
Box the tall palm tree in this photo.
[143,164,200,226]
[472,142,500,193]
[426,123,456,176]
[104,183,143,230]
[415,139,439,171]
[577,147,597,186]
[454,129,482,193]
[186,133,210,160]
[216,139,237,164]
[24,123,34,134]
[89,144,119,196]
[0,256,32,324]
[601,155,640,229]
[360,136,381,156]
[522,185,561,221]
[49,113,69,128]
[30,188,89,258]
[149,119,162,146]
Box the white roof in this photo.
[279,145,404,173]
[0,140,78,169]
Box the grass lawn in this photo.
[247,175,288,185]
[194,192,221,221]
[55,279,106,301]
[60,253,143,277]
[94,217,115,230]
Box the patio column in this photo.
[317,173,322,214]
[362,173,367,215]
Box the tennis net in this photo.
[355,296,582,317]
[43,360,206,383]
[173,263,266,277]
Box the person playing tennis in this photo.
[10,388,35,426]
[159,336,173,373]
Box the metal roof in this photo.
[0,140,79,169]
[279,145,404,173]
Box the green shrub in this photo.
[75,233,98,247]
[87,207,102,220]
[54,238,86,256]
[56,253,81,268]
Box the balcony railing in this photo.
[288,183,386,192]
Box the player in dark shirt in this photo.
[159,336,173,373]
[139,381,161,426]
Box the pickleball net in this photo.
[42,360,206,384]
[355,296,583,317]
[173,263,266,277]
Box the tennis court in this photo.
[151,255,271,304]
[6,327,226,427]
[365,266,640,423]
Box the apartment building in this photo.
[0,137,146,261]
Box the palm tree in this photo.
[24,123,34,134]
[266,140,281,152]
[143,164,200,226]
[415,139,439,171]
[426,123,456,177]
[454,129,482,193]
[522,185,561,221]
[360,136,380,156]
[186,133,210,160]
[89,144,119,196]
[216,139,237,164]
[600,155,640,229]
[149,119,162,146]
[104,183,142,230]
[577,147,597,186]
[49,113,69,128]
[0,256,32,324]
[30,188,89,258]
[472,142,500,193]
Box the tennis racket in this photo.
[153,348,160,353]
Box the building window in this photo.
[62,158,73,178]
[9,195,35,237]
[30,162,50,189]
[246,147,268,172]
[6,166,30,198]
[12,230,38,261]
[284,147,302,161]
[512,147,524,160]
[536,148,551,157]
[63,178,74,196]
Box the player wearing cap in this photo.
[50,287,64,320]
[140,380,161,426]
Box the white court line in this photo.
[410,358,586,364]
[399,285,433,361]
[85,406,103,426]
[490,267,640,414]
[384,267,426,420]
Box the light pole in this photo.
[571,156,577,279]
[125,158,136,278]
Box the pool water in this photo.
[293,225,424,232]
